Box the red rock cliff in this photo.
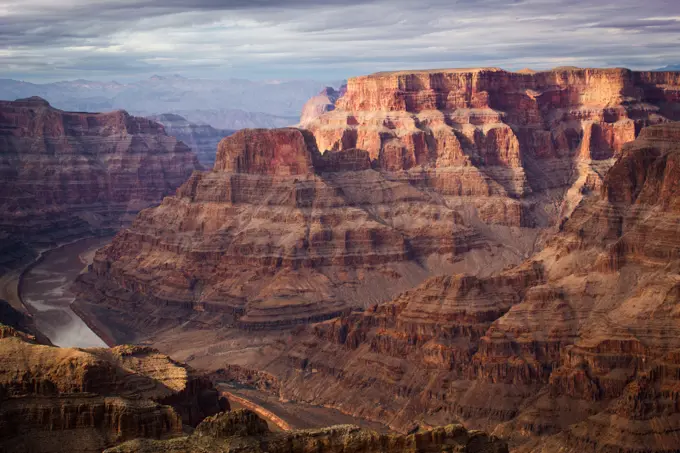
[0,96,200,245]
[307,67,680,225]
[73,125,536,341]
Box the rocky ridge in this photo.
[250,122,680,452]
[0,328,225,453]
[0,97,199,252]
[105,409,508,453]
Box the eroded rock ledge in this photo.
[0,330,225,453]
[105,409,508,453]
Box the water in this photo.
[20,237,111,348]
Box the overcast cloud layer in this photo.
[2,0,680,82]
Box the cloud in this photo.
[1,0,680,81]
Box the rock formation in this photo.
[71,68,680,345]
[148,113,234,167]
[105,409,508,453]
[0,97,200,251]
[72,125,538,344]
[306,67,680,225]
[299,85,346,127]
[0,329,225,453]
[249,122,680,452]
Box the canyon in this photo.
[3,66,680,453]
[73,67,680,344]
[0,96,200,255]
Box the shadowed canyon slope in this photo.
[0,97,200,253]
[254,122,680,452]
[0,326,226,453]
[106,408,507,453]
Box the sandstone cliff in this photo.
[105,409,508,453]
[73,126,537,344]
[148,113,234,167]
[246,122,680,452]
[0,331,224,453]
[0,97,200,251]
[306,67,680,226]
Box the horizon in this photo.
[4,64,680,86]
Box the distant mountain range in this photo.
[148,113,234,167]
[656,64,680,71]
[0,75,332,129]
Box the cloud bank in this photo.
[1,0,680,81]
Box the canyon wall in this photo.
[73,124,537,343]
[307,67,680,222]
[253,122,680,452]
[0,97,200,250]
[0,328,225,453]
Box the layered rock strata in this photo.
[0,97,199,250]
[148,113,234,167]
[305,67,680,226]
[252,122,680,452]
[73,126,535,340]
[0,331,224,453]
[105,409,508,453]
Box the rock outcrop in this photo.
[299,86,346,127]
[72,126,538,343]
[105,409,508,453]
[0,332,224,453]
[0,97,200,251]
[251,122,680,452]
[148,113,234,167]
[306,67,680,226]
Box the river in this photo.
[19,237,111,348]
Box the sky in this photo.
[2,0,680,83]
